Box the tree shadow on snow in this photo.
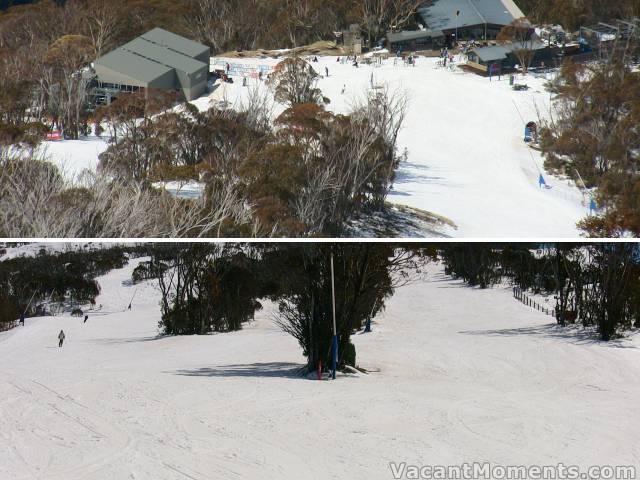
[171,362,306,379]
[459,324,639,349]
[91,335,167,345]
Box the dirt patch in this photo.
[219,41,348,59]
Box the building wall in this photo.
[389,36,445,52]
[146,69,178,92]
[183,79,208,101]
[174,64,208,100]
[194,50,210,65]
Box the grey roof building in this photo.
[418,0,526,41]
[94,28,210,101]
[467,39,549,69]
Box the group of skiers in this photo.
[18,302,133,349]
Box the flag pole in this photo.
[330,252,338,380]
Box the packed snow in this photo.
[1,258,638,479]
[37,54,589,237]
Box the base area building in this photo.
[93,28,210,103]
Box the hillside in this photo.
[1,258,638,479]
[44,55,588,237]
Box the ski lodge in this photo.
[93,28,210,103]
[388,0,526,51]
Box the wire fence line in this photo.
[513,287,555,318]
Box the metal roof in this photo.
[141,28,210,59]
[471,39,545,62]
[387,29,445,43]
[95,48,173,83]
[95,28,209,84]
[121,37,206,75]
[418,0,525,32]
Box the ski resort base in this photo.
[40,55,588,238]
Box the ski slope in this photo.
[210,55,587,237]
[39,55,587,237]
[1,259,639,479]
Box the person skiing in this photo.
[84,314,88,324]
[19,313,25,326]
[325,66,329,77]
[128,303,132,311]
[341,84,346,94]
[58,330,66,348]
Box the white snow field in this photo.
[1,259,639,479]
[39,54,588,237]
[209,55,588,237]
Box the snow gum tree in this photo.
[541,39,640,237]
[269,57,326,108]
[271,244,433,373]
[42,34,93,139]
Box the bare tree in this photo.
[361,0,422,45]
[498,18,536,74]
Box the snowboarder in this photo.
[19,313,25,326]
[325,66,329,77]
[58,330,66,348]
[84,315,88,324]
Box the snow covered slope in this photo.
[1,259,638,479]
[39,55,586,237]
[211,55,587,237]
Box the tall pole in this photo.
[330,252,338,380]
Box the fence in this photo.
[211,59,274,78]
[513,287,555,318]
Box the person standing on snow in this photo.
[325,66,329,77]
[84,315,88,324]
[19,313,25,326]
[58,330,66,348]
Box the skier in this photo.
[128,303,132,311]
[325,66,329,77]
[341,84,346,94]
[225,62,230,74]
[19,313,25,326]
[58,330,66,348]
[84,314,88,324]
[242,77,247,87]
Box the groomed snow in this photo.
[1,259,638,479]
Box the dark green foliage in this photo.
[152,243,432,373]
[268,243,430,372]
[439,243,640,341]
[0,245,134,329]
[440,244,503,289]
[155,244,266,335]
